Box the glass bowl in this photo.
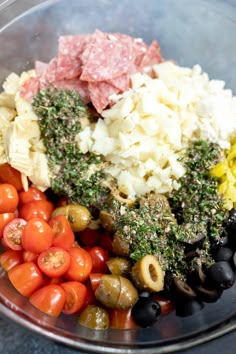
[0,0,236,353]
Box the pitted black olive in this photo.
[206,261,235,290]
[139,291,152,298]
[232,252,236,268]
[175,298,204,317]
[218,235,229,248]
[195,285,223,303]
[131,296,161,328]
[214,247,233,262]
[188,263,206,287]
[172,277,197,299]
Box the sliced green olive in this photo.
[95,275,138,309]
[131,255,164,292]
[51,204,91,232]
[99,210,114,232]
[78,305,109,330]
[112,231,130,257]
[106,257,131,276]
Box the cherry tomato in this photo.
[19,187,47,205]
[57,197,68,207]
[0,184,19,214]
[0,213,15,238]
[8,261,43,297]
[0,249,23,271]
[88,246,109,273]
[49,215,75,249]
[65,247,92,282]
[79,228,101,247]
[21,218,54,253]
[48,277,64,285]
[0,163,23,191]
[61,281,88,314]
[23,250,38,263]
[3,218,27,251]
[99,231,113,253]
[29,284,65,317]
[109,308,138,329]
[37,247,71,278]
[19,200,54,222]
[89,273,103,292]
[153,294,175,315]
[82,280,97,309]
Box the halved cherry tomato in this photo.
[89,273,102,292]
[0,213,15,238]
[19,186,47,205]
[23,250,38,263]
[109,308,138,329]
[79,228,101,247]
[65,247,92,282]
[21,218,54,253]
[37,247,70,278]
[49,215,75,249]
[19,200,54,222]
[61,281,88,314]
[0,163,23,191]
[29,284,65,317]
[3,218,27,251]
[0,249,23,271]
[153,294,175,315]
[88,246,109,273]
[8,261,43,297]
[0,184,19,214]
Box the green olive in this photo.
[112,231,130,257]
[95,275,138,310]
[51,204,91,232]
[78,305,109,330]
[106,257,131,276]
[99,210,114,232]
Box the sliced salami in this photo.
[107,73,130,92]
[139,39,163,70]
[88,81,119,113]
[53,79,90,104]
[40,57,58,88]
[19,77,40,102]
[35,61,48,76]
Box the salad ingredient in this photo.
[213,247,233,262]
[88,246,109,273]
[194,285,223,303]
[0,249,23,271]
[21,218,54,253]
[19,200,54,222]
[108,308,137,329]
[95,275,138,310]
[78,305,109,330]
[8,261,43,297]
[131,296,161,328]
[61,281,88,315]
[106,257,131,277]
[29,284,66,317]
[37,247,71,278]
[171,277,196,300]
[0,163,23,191]
[0,213,15,237]
[206,261,235,290]
[19,186,47,205]
[131,255,164,292]
[0,183,18,213]
[3,218,27,251]
[49,215,75,249]
[51,205,91,232]
[23,250,38,263]
[175,298,204,317]
[65,247,92,282]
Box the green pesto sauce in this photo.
[32,88,111,209]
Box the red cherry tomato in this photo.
[19,187,47,205]
[88,246,109,273]
[82,280,97,309]
[0,213,15,238]
[99,231,113,253]
[49,215,75,249]
[21,218,54,253]
[0,249,23,271]
[65,247,92,282]
[23,250,38,263]
[29,284,65,317]
[109,308,138,329]
[3,218,27,251]
[79,228,101,247]
[61,281,88,314]
[8,261,43,297]
[153,294,175,315]
[89,273,103,292]
[37,247,71,278]
[0,163,23,191]
[19,200,54,222]
[0,184,19,214]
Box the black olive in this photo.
[232,252,236,268]
[206,261,235,290]
[139,291,151,298]
[195,285,223,303]
[213,247,233,262]
[218,235,229,247]
[131,297,161,328]
[172,277,197,299]
[175,298,204,317]
[188,263,206,287]
[226,209,236,232]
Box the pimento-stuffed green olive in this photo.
[79,305,109,330]
[95,275,138,310]
[106,257,131,276]
[51,205,91,232]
